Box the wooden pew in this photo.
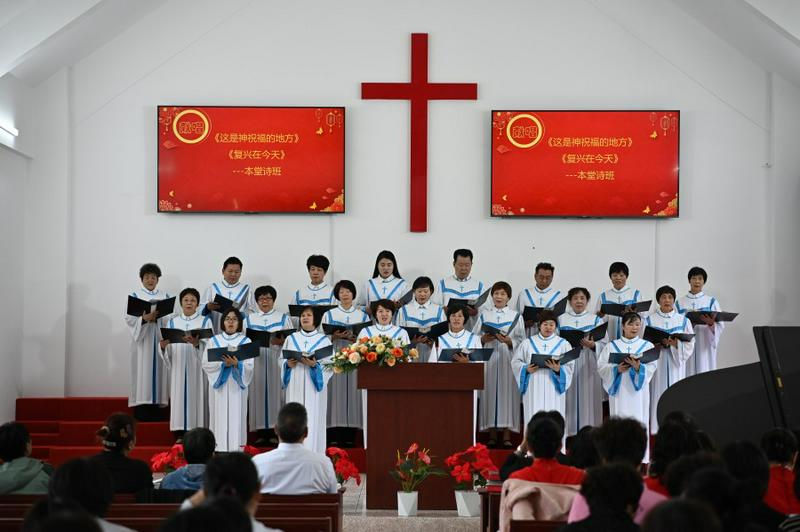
[510,520,565,532]
[261,493,343,532]
[0,493,135,504]
[0,515,332,532]
[479,486,502,532]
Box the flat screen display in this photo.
[491,110,679,217]
[157,106,345,213]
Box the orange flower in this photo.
[385,355,396,367]
[358,345,369,354]
[365,351,378,363]
[359,336,370,344]
[390,347,402,357]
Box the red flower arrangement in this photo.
[326,447,361,486]
[241,444,267,457]
[150,443,187,473]
[389,442,445,492]
[444,443,497,490]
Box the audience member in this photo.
[722,440,786,531]
[761,428,800,515]
[509,417,585,484]
[646,421,697,496]
[568,417,667,525]
[641,499,721,532]
[0,422,50,494]
[663,451,724,497]
[567,426,600,470]
[161,428,215,491]
[500,410,570,481]
[253,402,338,494]
[560,463,642,532]
[90,413,153,494]
[160,496,251,532]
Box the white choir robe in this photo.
[511,334,575,432]
[281,331,333,454]
[434,276,489,329]
[558,311,605,436]
[515,286,565,336]
[645,311,695,433]
[358,324,411,447]
[597,337,657,461]
[396,301,445,363]
[429,330,483,442]
[323,306,370,429]
[244,310,291,432]
[163,312,211,432]
[201,280,255,334]
[291,283,337,329]
[474,307,524,433]
[595,286,646,341]
[125,287,172,407]
[202,333,255,452]
[362,276,408,308]
[676,292,725,377]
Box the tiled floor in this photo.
[342,475,480,531]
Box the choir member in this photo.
[559,287,605,437]
[201,257,254,333]
[595,262,647,340]
[429,303,483,362]
[396,276,444,363]
[292,254,336,307]
[475,281,524,447]
[281,306,332,454]
[676,266,726,376]
[435,249,487,328]
[597,312,656,460]
[244,285,291,445]
[647,285,694,433]
[323,280,370,444]
[512,310,574,431]
[515,262,565,335]
[125,263,171,413]
[362,250,408,310]
[160,288,212,440]
[202,308,254,452]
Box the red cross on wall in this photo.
[362,33,478,232]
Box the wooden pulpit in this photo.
[357,363,484,509]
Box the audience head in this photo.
[581,463,642,518]
[48,457,114,517]
[372,250,401,279]
[157,496,249,532]
[641,499,721,532]
[649,421,697,478]
[721,440,770,502]
[276,402,308,444]
[0,421,32,462]
[663,451,724,497]
[96,413,136,453]
[592,417,647,467]
[203,453,260,514]
[38,511,102,532]
[567,426,600,470]
[183,428,216,465]
[527,417,562,459]
[683,467,738,528]
[531,410,566,440]
[760,427,797,465]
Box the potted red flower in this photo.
[326,447,361,491]
[149,443,187,473]
[444,443,497,517]
[389,442,445,517]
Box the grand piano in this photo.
[657,327,800,445]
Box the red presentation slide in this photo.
[491,111,679,217]
[158,106,345,213]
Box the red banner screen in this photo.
[157,106,345,213]
[491,110,679,218]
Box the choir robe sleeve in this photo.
[124,302,150,344]
[201,343,223,385]
[553,340,575,394]
[709,298,725,349]
[508,316,527,351]
[200,285,214,316]
[596,342,617,393]
[396,328,411,345]
[236,341,255,388]
[670,319,695,368]
[511,341,531,390]
[637,343,658,390]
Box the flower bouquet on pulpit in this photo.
[389,442,445,517]
[325,335,419,374]
[445,443,497,517]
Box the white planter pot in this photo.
[454,489,481,517]
[397,491,419,517]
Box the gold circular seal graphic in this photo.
[505,113,544,149]
[172,109,210,144]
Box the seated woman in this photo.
[282,306,333,454]
[0,422,50,494]
[429,303,482,363]
[202,308,254,453]
[89,413,153,494]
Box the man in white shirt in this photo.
[253,402,338,494]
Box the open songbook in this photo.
[599,300,652,317]
[642,327,695,345]
[558,322,608,348]
[321,322,372,338]
[207,341,260,362]
[244,327,295,346]
[282,345,334,362]
[480,314,522,336]
[447,289,491,309]
[522,296,570,322]
[127,296,176,320]
[438,348,494,362]
[684,311,738,326]
[402,321,450,343]
[528,346,582,368]
[609,347,661,365]
[160,327,213,343]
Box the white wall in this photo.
[17,0,793,397]
[0,146,26,422]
